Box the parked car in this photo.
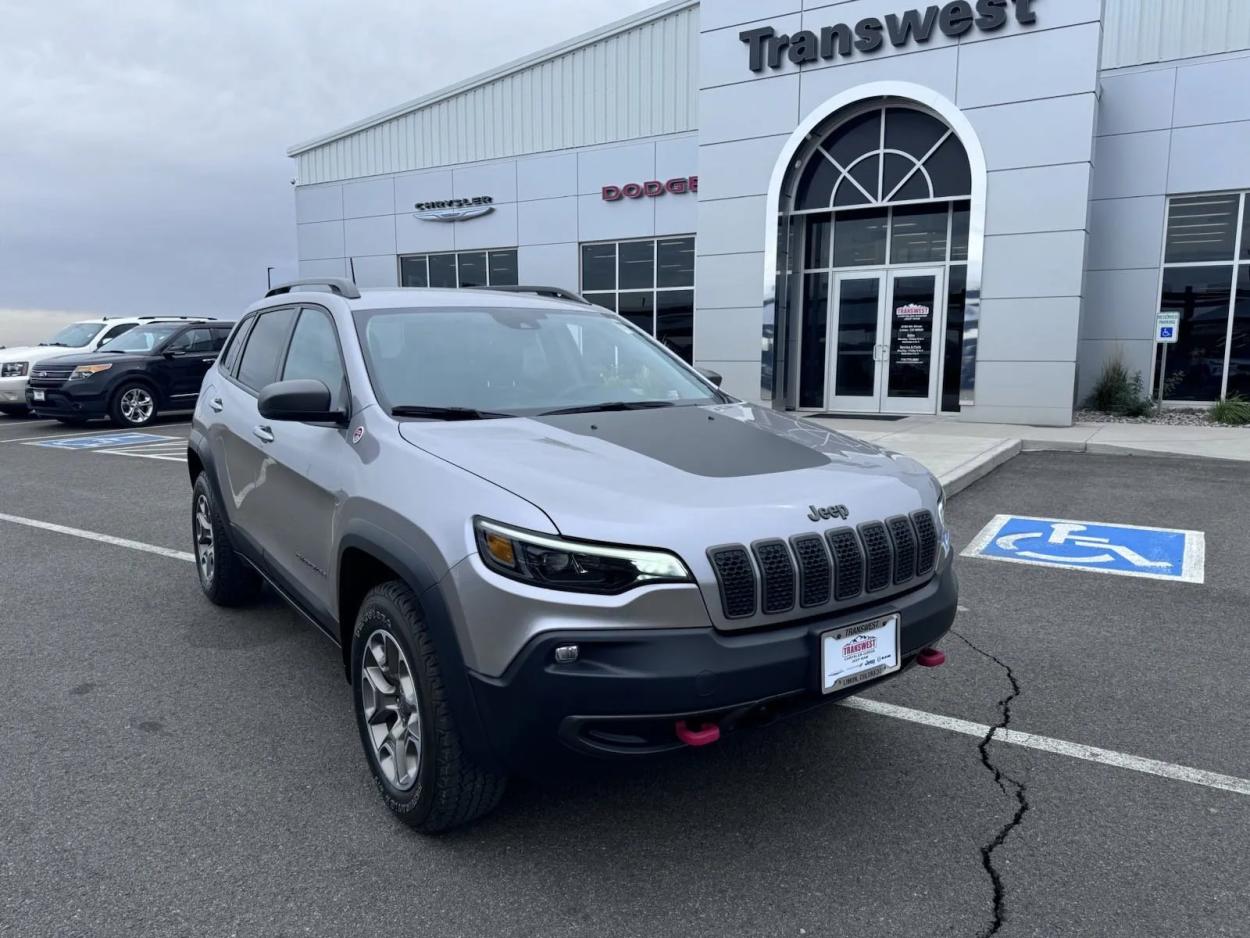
[26,319,231,427]
[188,279,956,832]
[0,316,174,417]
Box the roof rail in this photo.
[479,284,591,305]
[138,315,215,321]
[265,278,362,300]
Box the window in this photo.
[98,323,137,345]
[399,249,518,288]
[282,308,347,408]
[580,237,695,363]
[236,307,296,391]
[166,328,218,354]
[219,318,252,375]
[1156,192,1250,401]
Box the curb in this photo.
[939,438,1023,497]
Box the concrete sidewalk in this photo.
[808,414,1250,495]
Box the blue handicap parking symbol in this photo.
[30,432,171,450]
[1160,326,1174,339]
[962,515,1204,583]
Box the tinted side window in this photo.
[168,328,215,353]
[219,317,252,374]
[208,328,230,353]
[282,308,347,408]
[100,323,136,344]
[236,308,296,391]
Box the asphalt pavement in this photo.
[0,416,1246,938]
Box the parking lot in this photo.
[1,415,1247,938]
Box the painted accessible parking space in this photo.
[962,514,1205,583]
[25,431,175,450]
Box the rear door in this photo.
[216,307,298,562]
[161,327,221,405]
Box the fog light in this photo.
[554,644,579,664]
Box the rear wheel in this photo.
[110,382,158,428]
[351,581,506,833]
[192,473,261,606]
[0,404,28,418]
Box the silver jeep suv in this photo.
[189,279,957,832]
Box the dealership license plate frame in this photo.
[31,390,45,402]
[821,614,900,694]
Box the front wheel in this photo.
[110,382,158,428]
[351,581,506,833]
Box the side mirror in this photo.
[697,367,723,387]
[258,379,347,425]
[163,349,184,358]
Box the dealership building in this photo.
[288,0,1250,426]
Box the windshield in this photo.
[354,306,721,416]
[40,322,102,347]
[98,323,182,353]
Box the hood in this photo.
[32,352,146,371]
[0,345,93,365]
[398,403,940,549]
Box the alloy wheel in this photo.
[120,387,154,424]
[193,494,214,587]
[360,629,422,791]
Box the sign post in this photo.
[1154,311,1180,407]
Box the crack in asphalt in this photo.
[951,629,1029,938]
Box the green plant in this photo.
[1209,394,1250,426]
[1086,355,1152,416]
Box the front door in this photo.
[826,268,944,414]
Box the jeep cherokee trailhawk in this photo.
[189,279,957,832]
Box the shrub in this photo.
[1086,356,1152,416]
[1210,394,1250,426]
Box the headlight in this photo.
[474,517,691,594]
[1,362,28,377]
[69,363,113,381]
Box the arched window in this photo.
[795,106,971,210]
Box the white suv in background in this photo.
[0,317,186,417]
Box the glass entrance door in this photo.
[826,268,944,414]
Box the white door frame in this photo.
[824,266,947,414]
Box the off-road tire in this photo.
[192,472,262,606]
[351,580,507,833]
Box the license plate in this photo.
[31,390,45,402]
[821,614,900,693]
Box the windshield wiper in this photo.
[391,405,513,421]
[38,342,67,347]
[539,400,676,416]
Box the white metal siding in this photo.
[1103,0,1250,69]
[294,5,698,184]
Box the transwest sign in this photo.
[740,0,1038,71]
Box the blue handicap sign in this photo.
[31,432,171,450]
[1159,326,1174,339]
[962,515,1204,583]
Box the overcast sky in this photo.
[0,0,657,345]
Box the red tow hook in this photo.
[675,720,721,747]
[917,647,946,668]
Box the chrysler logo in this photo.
[413,195,494,222]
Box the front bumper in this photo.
[26,383,109,419]
[0,375,29,406]
[466,556,957,773]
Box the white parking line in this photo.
[97,441,187,462]
[840,697,1250,797]
[1,508,1246,798]
[0,427,126,445]
[0,512,194,562]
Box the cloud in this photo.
[0,0,658,319]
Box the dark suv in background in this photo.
[27,318,232,427]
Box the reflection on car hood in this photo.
[398,402,940,547]
[31,352,148,370]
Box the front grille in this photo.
[827,528,864,602]
[790,534,831,607]
[708,512,942,622]
[752,540,796,614]
[913,510,937,574]
[859,522,892,592]
[887,516,917,583]
[708,546,756,619]
[28,365,74,388]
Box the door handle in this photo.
[209,397,223,413]
[252,425,274,444]
[201,357,217,363]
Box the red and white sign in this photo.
[602,176,698,201]
[896,304,931,319]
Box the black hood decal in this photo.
[532,405,829,477]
